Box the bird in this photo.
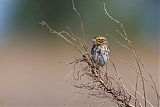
[91,36,110,67]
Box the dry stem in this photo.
[40,1,159,107]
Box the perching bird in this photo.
[91,36,110,67]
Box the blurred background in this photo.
[0,0,159,107]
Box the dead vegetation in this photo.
[40,0,159,107]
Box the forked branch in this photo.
[40,1,159,107]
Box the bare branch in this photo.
[40,21,83,55]
[102,3,153,106]
[72,0,87,50]
[40,1,159,107]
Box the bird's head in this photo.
[92,36,108,45]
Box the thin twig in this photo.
[72,0,87,51]
[131,85,154,107]
[40,1,158,107]
[115,30,159,101]
[109,59,142,107]
[40,21,83,55]
[135,73,138,107]
[103,3,149,106]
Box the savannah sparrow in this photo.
[91,36,110,67]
